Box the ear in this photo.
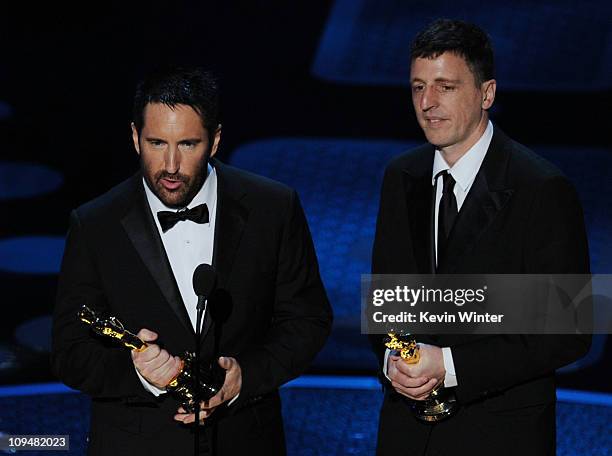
[131,122,141,155]
[209,124,222,158]
[481,79,496,110]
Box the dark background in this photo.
[0,0,610,391]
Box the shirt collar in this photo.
[143,162,216,215]
[431,120,493,191]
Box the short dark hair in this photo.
[133,65,220,138]
[411,19,494,85]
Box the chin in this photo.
[156,188,188,208]
[424,133,448,148]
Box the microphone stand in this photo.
[194,296,207,456]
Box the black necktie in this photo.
[157,203,209,233]
[436,170,458,265]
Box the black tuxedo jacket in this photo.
[371,128,591,456]
[52,159,332,455]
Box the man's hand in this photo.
[174,356,242,425]
[387,344,446,401]
[131,328,182,389]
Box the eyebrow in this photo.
[144,137,203,143]
[411,78,462,84]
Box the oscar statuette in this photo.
[385,332,458,422]
[77,305,224,412]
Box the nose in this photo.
[420,85,438,112]
[164,146,180,174]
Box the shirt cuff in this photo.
[382,348,394,381]
[227,393,240,406]
[441,347,458,388]
[134,366,167,396]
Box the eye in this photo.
[179,141,197,150]
[149,140,165,148]
[440,85,456,92]
[412,85,424,93]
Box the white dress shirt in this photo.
[136,163,217,396]
[384,121,494,388]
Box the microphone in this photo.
[193,263,217,311]
[191,263,217,456]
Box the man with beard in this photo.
[52,66,332,455]
[371,19,590,455]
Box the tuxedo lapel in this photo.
[197,160,249,343]
[120,175,194,336]
[437,128,515,273]
[211,161,249,287]
[402,152,436,274]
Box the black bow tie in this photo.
[157,204,209,233]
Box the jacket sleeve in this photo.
[51,210,152,400]
[369,165,396,376]
[233,191,333,405]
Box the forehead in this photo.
[141,103,205,135]
[410,52,474,82]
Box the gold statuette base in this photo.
[409,384,458,422]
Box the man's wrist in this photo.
[134,366,167,396]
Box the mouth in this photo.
[160,178,184,191]
[423,117,447,126]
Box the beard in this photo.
[141,160,207,209]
